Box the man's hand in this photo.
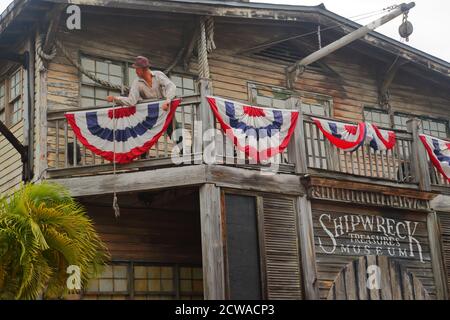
[106,96,115,103]
[162,100,171,111]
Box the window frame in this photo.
[78,52,198,109]
[394,112,449,138]
[247,82,333,116]
[362,106,392,130]
[0,68,24,127]
[79,54,126,108]
[82,260,203,300]
[0,80,5,123]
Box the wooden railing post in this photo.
[296,195,320,299]
[408,118,431,191]
[427,211,449,300]
[199,183,226,299]
[286,97,308,174]
[196,16,215,164]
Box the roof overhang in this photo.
[1,0,448,78]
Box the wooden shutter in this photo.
[261,196,303,299]
[438,212,450,297]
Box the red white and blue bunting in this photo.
[366,122,396,151]
[206,96,299,161]
[419,134,450,182]
[312,118,396,152]
[65,99,181,164]
[312,117,366,152]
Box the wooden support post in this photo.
[427,211,449,300]
[378,58,408,107]
[286,97,308,174]
[199,183,226,299]
[296,195,320,299]
[408,118,431,191]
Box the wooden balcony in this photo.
[45,94,450,193]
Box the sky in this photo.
[0,0,448,62]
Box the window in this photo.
[421,117,448,138]
[394,113,449,138]
[249,83,330,115]
[363,107,391,128]
[80,55,196,109]
[249,85,289,109]
[83,262,203,300]
[0,82,5,123]
[80,56,124,107]
[224,194,262,299]
[9,69,22,125]
[171,74,196,97]
[393,113,409,131]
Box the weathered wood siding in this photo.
[438,212,450,298]
[312,201,436,299]
[39,13,450,173]
[209,22,450,123]
[85,204,202,264]
[0,41,27,195]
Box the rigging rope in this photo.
[198,16,210,78]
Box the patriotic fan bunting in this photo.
[312,118,396,152]
[65,99,181,164]
[206,96,299,161]
[419,134,450,182]
[366,122,396,151]
[312,117,366,152]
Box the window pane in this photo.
[161,279,173,292]
[148,279,160,291]
[81,57,95,71]
[81,86,95,98]
[96,61,108,74]
[183,78,194,90]
[171,75,182,87]
[99,279,113,292]
[128,68,138,85]
[114,279,128,292]
[134,266,147,279]
[109,64,122,76]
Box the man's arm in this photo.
[107,79,141,106]
[157,71,176,102]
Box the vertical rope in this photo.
[198,16,210,79]
[205,17,216,53]
[112,103,120,218]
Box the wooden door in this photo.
[327,255,431,300]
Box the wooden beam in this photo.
[0,120,27,159]
[43,4,65,53]
[296,195,320,299]
[199,183,226,299]
[379,57,409,106]
[205,165,305,196]
[49,165,208,197]
[427,211,449,299]
[183,23,200,71]
[408,118,432,191]
[286,97,307,174]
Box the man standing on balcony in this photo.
[106,56,176,111]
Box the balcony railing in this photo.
[45,94,450,192]
[46,95,202,175]
[302,116,414,183]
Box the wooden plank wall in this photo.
[39,14,450,170]
[209,22,450,123]
[312,201,436,299]
[84,204,202,264]
[438,212,450,298]
[0,41,27,195]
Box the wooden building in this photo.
[0,0,449,300]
